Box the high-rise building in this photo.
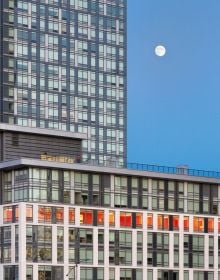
[1,1,220,280]
[0,0,127,165]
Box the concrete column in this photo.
[179,215,184,280]
[93,227,98,265]
[214,216,219,280]
[132,229,137,267]
[184,182,188,212]
[148,179,152,210]
[169,232,174,269]
[19,203,26,279]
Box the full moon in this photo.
[155,45,166,57]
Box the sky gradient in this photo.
[127,0,220,170]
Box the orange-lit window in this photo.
[164,215,169,230]
[26,205,33,222]
[218,218,220,233]
[38,206,52,223]
[69,208,75,224]
[97,210,104,225]
[173,215,179,230]
[15,206,19,222]
[109,211,115,226]
[80,209,93,225]
[136,213,143,228]
[163,215,169,230]
[208,218,214,232]
[147,213,153,229]
[3,206,13,223]
[158,214,163,230]
[120,212,132,227]
[193,217,204,232]
[158,214,169,230]
[56,207,64,223]
[184,216,189,231]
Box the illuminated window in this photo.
[184,216,189,231]
[38,206,52,223]
[147,213,153,229]
[193,217,204,232]
[158,215,163,230]
[109,211,115,226]
[158,214,169,230]
[69,208,75,224]
[218,218,220,233]
[26,205,33,222]
[136,213,143,228]
[80,209,93,225]
[56,208,64,223]
[208,218,214,233]
[173,216,179,230]
[97,210,104,225]
[120,212,132,227]
[15,206,19,222]
[3,206,13,223]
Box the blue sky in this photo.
[127,0,220,170]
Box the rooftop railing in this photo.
[84,159,220,179]
[2,156,220,179]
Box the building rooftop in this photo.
[1,157,220,184]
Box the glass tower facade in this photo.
[0,0,127,165]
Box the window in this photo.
[158,214,169,230]
[136,213,143,228]
[97,210,104,225]
[4,206,13,223]
[173,215,179,230]
[147,213,153,229]
[184,216,189,231]
[109,211,115,226]
[26,205,33,222]
[193,217,204,232]
[208,218,214,233]
[120,212,132,227]
[79,229,93,263]
[69,208,75,224]
[55,208,64,223]
[80,209,93,225]
[38,206,52,223]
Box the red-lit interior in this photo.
[173,216,179,230]
[80,210,93,225]
[208,218,214,232]
[184,216,189,231]
[97,211,104,225]
[120,212,132,227]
